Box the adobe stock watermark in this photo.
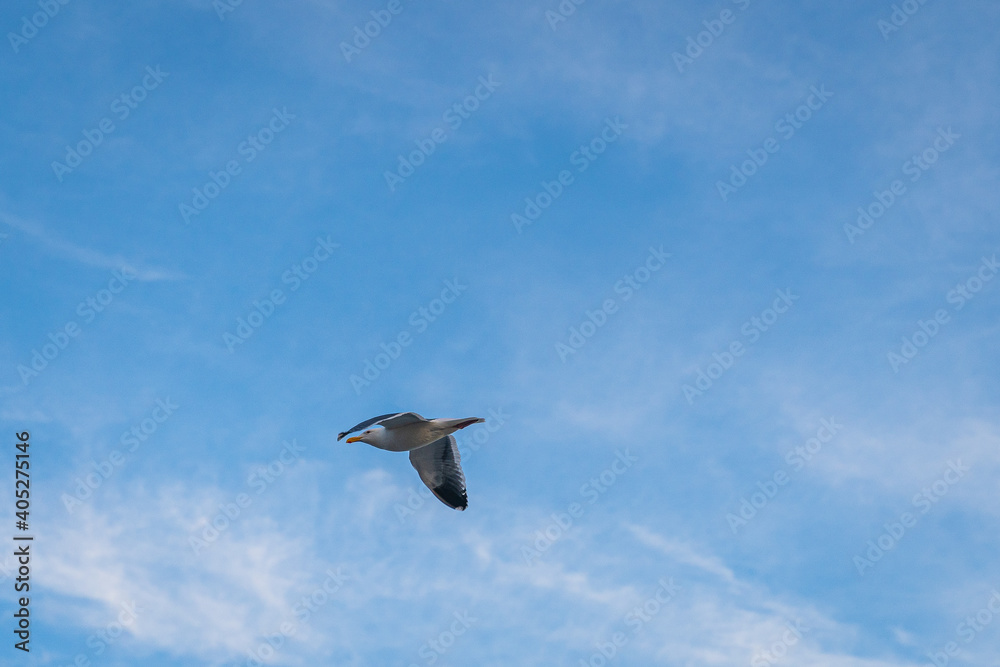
[188,439,305,555]
[238,567,352,667]
[51,66,169,182]
[673,0,752,73]
[349,278,467,394]
[751,620,810,667]
[555,245,670,362]
[511,116,627,233]
[520,449,638,565]
[877,0,932,40]
[340,0,411,62]
[7,0,72,54]
[16,267,137,386]
[887,254,997,372]
[926,589,1000,667]
[845,125,961,241]
[179,107,295,224]
[63,600,144,666]
[384,73,501,192]
[223,235,338,352]
[682,288,798,404]
[395,408,508,522]
[213,0,247,21]
[844,127,959,244]
[61,398,179,514]
[853,459,968,576]
[406,610,478,667]
[716,84,833,201]
[726,418,843,534]
[545,0,587,30]
[579,577,680,667]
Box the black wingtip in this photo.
[336,432,347,441]
[433,486,468,511]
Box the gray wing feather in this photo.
[409,435,467,510]
[375,412,427,430]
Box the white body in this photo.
[364,418,474,452]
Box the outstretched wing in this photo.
[375,412,427,430]
[409,435,467,511]
[337,412,426,440]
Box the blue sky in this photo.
[1,0,999,665]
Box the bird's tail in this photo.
[443,417,485,431]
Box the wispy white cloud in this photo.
[0,211,184,281]
[628,523,739,585]
[37,472,930,666]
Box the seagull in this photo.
[337,412,484,511]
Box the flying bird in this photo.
[337,412,484,510]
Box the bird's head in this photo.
[345,429,377,444]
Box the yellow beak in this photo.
[345,436,363,443]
